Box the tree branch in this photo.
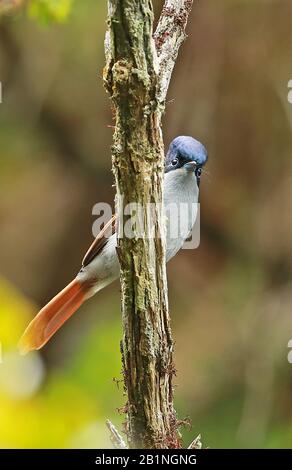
[188,434,203,449]
[154,0,194,104]
[106,420,128,449]
[104,0,193,449]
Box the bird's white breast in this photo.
[80,168,199,293]
[164,168,199,261]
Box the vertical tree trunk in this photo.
[104,0,193,449]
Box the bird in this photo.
[19,136,208,354]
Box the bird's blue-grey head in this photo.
[165,136,208,185]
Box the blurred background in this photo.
[0,0,292,449]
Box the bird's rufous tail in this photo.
[18,279,90,355]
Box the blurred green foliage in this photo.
[0,0,73,23]
[0,278,124,447]
[27,0,74,24]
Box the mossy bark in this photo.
[104,0,179,449]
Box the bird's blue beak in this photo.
[184,161,197,171]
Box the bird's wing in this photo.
[82,214,117,267]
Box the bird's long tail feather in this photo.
[18,279,90,355]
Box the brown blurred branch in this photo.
[104,0,193,449]
[0,0,24,16]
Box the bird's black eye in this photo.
[195,167,202,178]
[171,158,178,166]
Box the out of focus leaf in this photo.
[27,0,73,24]
[0,278,36,349]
